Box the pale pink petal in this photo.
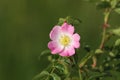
[50,26,61,40]
[61,23,74,34]
[72,33,80,48]
[74,41,80,48]
[59,46,75,57]
[48,41,64,54]
[73,33,80,41]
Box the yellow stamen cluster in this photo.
[59,35,70,46]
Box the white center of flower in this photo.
[59,35,70,46]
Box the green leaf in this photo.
[116,1,120,8]
[88,71,106,80]
[115,39,120,47]
[95,49,104,54]
[96,1,111,10]
[109,70,120,80]
[58,18,66,25]
[33,71,49,80]
[111,0,117,8]
[50,73,61,80]
[110,27,120,36]
[109,52,116,57]
[54,60,69,75]
[79,51,95,68]
[40,49,51,56]
[57,16,81,26]
[48,55,59,62]
[66,16,81,26]
[39,49,51,60]
[54,64,65,74]
[115,8,120,14]
[114,1,120,14]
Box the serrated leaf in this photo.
[57,16,81,26]
[54,63,64,72]
[66,16,81,26]
[50,73,61,80]
[33,71,49,80]
[54,63,69,75]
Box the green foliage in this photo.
[95,49,104,54]
[40,49,51,56]
[50,73,61,80]
[112,0,120,14]
[115,1,120,14]
[34,1,120,80]
[115,8,120,14]
[96,0,120,14]
[110,27,120,36]
[57,16,81,26]
[116,1,120,8]
[115,39,120,46]
[110,0,118,8]
[96,1,111,10]
[36,24,120,80]
[33,71,49,80]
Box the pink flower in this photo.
[48,22,80,57]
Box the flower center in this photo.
[59,35,70,46]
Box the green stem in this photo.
[100,27,106,49]
[45,57,61,80]
[79,69,83,80]
[79,51,94,68]
[100,9,111,49]
[92,9,112,68]
[72,56,83,80]
[45,66,55,80]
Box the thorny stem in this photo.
[100,9,111,49]
[92,8,112,68]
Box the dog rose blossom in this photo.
[48,22,80,56]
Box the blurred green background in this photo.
[0,0,120,80]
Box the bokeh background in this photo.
[0,0,120,80]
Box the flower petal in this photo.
[48,41,64,54]
[50,26,61,40]
[59,46,75,56]
[73,33,80,41]
[72,33,80,48]
[74,41,80,48]
[61,23,74,34]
